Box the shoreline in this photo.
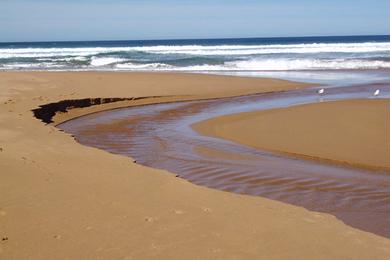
[1,71,389,259]
[51,89,307,126]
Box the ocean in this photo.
[1,35,390,73]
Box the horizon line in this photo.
[1,34,390,45]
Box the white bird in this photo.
[318,88,325,95]
[373,89,380,97]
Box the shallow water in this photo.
[58,80,390,238]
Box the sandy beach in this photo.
[193,99,390,171]
[1,72,389,259]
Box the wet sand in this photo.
[194,99,390,171]
[1,72,390,259]
[59,85,390,238]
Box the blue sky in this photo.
[1,0,390,42]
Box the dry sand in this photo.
[194,99,390,171]
[0,72,389,259]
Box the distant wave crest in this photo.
[2,40,390,71]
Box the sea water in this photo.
[1,35,390,73]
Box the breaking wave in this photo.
[2,36,390,71]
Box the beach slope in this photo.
[0,72,389,259]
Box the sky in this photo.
[1,0,390,42]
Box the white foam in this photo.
[2,41,390,71]
[0,47,138,59]
[115,59,390,71]
[37,56,88,62]
[115,62,173,70]
[90,57,125,66]
[225,58,390,71]
[3,58,390,71]
[1,63,66,69]
[146,43,390,55]
[2,42,390,59]
[121,42,390,54]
